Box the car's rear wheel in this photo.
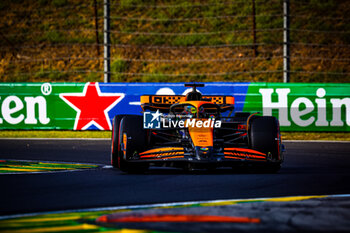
[118,115,148,173]
[248,116,281,173]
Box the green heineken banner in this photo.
[243,83,350,131]
[0,82,349,131]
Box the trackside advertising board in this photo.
[0,82,349,131]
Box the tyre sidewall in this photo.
[111,114,135,168]
[118,115,148,173]
[249,116,280,161]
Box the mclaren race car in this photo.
[111,83,284,173]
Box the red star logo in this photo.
[60,82,124,130]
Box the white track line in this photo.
[0,194,349,221]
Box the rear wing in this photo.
[141,95,234,112]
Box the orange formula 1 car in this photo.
[111,84,284,173]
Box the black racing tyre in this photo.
[118,115,149,173]
[248,116,281,173]
[111,115,133,168]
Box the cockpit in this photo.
[170,102,220,119]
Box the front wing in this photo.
[128,147,275,165]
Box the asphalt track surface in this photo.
[1,139,350,216]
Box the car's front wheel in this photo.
[248,116,282,173]
[111,115,126,168]
[117,115,148,173]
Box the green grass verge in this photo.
[282,132,350,141]
[0,131,349,141]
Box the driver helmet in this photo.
[184,105,196,116]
